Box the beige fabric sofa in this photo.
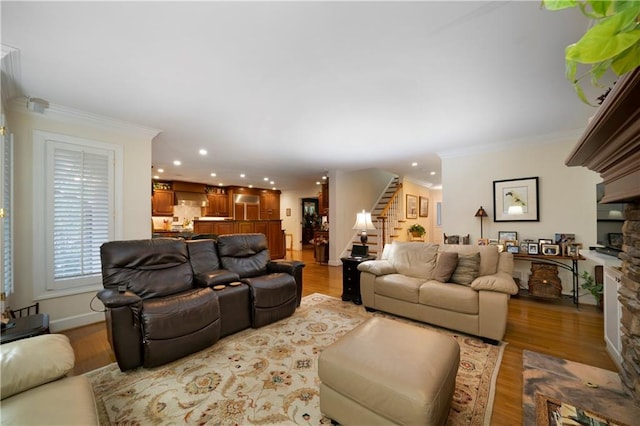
[358,242,519,341]
[0,334,99,425]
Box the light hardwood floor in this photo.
[62,247,615,424]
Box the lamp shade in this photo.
[474,206,488,217]
[352,210,375,230]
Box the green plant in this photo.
[542,0,640,104]
[580,271,603,304]
[408,223,426,236]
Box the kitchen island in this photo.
[192,219,285,259]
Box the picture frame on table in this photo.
[554,233,575,245]
[419,196,429,217]
[504,240,518,247]
[477,238,489,246]
[488,238,499,245]
[498,231,517,242]
[567,243,582,257]
[406,195,418,219]
[541,244,560,256]
[528,243,539,254]
[520,242,529,253]
[538,238,553,247]
[507,245,520,254]
[493,177,539,222]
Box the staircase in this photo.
[348,176,404,258]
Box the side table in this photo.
[341,256,376,305]
[1,313,50,344]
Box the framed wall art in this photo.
[493,177,539,222]
[419,196,429,217]
[406,194,418,219]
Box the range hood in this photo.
[174,191,209,207]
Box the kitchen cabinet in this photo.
[319,182,329,215]
[260,190,280,219]
[204,193,229,217]
[152,189,174,216]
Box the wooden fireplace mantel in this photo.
[565,68,640,203]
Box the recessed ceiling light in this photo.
[153,175,159,179]
[240,173,246,178]
[272,187,276,190]
[263,177,269,181]
[248,184,253,188]
[199,149,207,155]
[218,183,224,186]
[411,162,418,167]
[211,172,217,177]
[430,171,437,175]
[157,168,164,173]
[316,181,321,185]
[173,160,181,166]
[270,181,274,185]
[322,175,327,180]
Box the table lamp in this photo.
[353,210,376,245]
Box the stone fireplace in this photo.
[566,67,640,402]
[619,202,640,400]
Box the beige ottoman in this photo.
[318,317,460,425]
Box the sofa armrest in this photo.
[268,260,305,275]
[97,288,142,308]
[194,270,240,287]
[268,260,306,307]
[470,272,519,295]
[357,260,396,276]
[1,334,75,400]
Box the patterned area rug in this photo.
[87,294,505,425]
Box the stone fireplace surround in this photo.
[566,67,640,402]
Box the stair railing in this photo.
[376,182,403,249]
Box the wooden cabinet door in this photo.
[238,221,254,233]
[246,204,260,220]
[266,221,285,259]
[205,194,229,217]
[260,191,280,219]
[152,190,174,216]
[213,221,236,235]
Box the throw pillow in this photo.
[451,252,481,286]
[433,251,458,282]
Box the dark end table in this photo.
[1,313,50,344]
[341,256,376,305]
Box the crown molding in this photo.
[437,128,585,159]
[8,97,162,140]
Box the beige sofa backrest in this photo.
[382,242,440,279]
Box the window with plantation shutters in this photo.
[1,116,13,299]
[33,130,121,297]
[48,143,113,287]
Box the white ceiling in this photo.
[2,1,597,190]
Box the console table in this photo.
[513,253,585,307]
[0,313,50,344]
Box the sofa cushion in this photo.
[1,334,75,400]
[450,252,481,286]
[375,273,424,303]
[388,242,439,280]
[433,252,458,282]
[471,274,519,294]
[438,244,499,276]
[419,281,479,314]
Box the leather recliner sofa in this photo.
[97,234,304,371]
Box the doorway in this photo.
[301,198,319,247]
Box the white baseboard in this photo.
[50,311,105,332]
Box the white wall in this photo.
[441,135,602,299]
[6,102,159,331]
[329,168,396,265]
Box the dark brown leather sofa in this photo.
[97,234,304,371]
